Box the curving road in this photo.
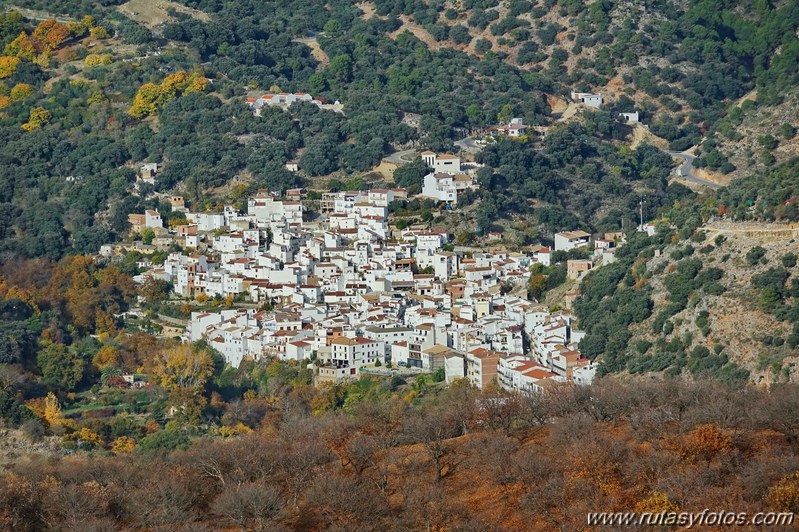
[668,151,723,190]
[383,149,418,165]
[454,137,484,153]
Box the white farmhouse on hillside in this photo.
[571,91,603,108]
[619,111,639,123]
[554,230,591,252]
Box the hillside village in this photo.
[3,2,799,528]
[94,152,638,392]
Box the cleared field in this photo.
[117,0,210,29]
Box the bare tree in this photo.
[127,473,201,528]
[211,482,281,531]
[766,384,799,443]
[474,392,523,433]
[307,472,386,526]
[278,438,331,510]
[347,432,399,498]
[463,433,520,485]
[318,414,361,469]
[401,409,462,481]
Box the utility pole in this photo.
[639,196,647,229]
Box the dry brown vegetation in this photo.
[4,379,799,530]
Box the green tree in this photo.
[323,19,342,37]
[393,158,428,189]
[37,342,86,391]
[328,54,352,83]
[497,103,514,125]
[137,428,191,454]
[140,227,155,245]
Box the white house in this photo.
[285,340,312,362]
[190,213,226,232]
[363,326,413,360]
[530,246,551,267]
[572,361,597,385]
[421,151,461,175]
[330,336,384,369]
[571,91,603,108]
[128,210,163,230]
[137,163,158,186]
[554,231,591,252]
[494,118,527,137]
[619,112,639,123]
[444,352,466,383]
[422,173,458,204]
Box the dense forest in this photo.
[0,0,797,259]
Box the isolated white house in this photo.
[619,111,639,123]
[571,91,603,108]
[494,118,527,137]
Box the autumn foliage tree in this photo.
[0,55,20,78]
[31,20,70,52]
[43,256,135,336]
[767,472,799,513]
[128,71,208,118]
[9,83,33,101]
[21,107,51,131]
[152,344,213,394]
[3,33,36,61]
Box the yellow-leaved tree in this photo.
[111,436,136,454]
[0,56,20,78]
[9,83,33,101]
[152,344,213,394]
[635,491,680,513]
[93,345,119,369]
[157,71,190,106]
[89,26,110,39]
[3,33,37,61]
[128,82,161,119]
[72,427,104,448]
[21,107,51,131]
[67,15,95,37]
[43,392,65,428]
[184,75,208,94]
[84,53,112,67]
[128,71,207,118]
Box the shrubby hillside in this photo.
[574,157,799,384]
[5,379,799,530]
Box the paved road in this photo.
[668,151,723,190]
[9,7,70,24]
[383,148,418,165]
[454,137,484,153]
[156,314,188,327]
